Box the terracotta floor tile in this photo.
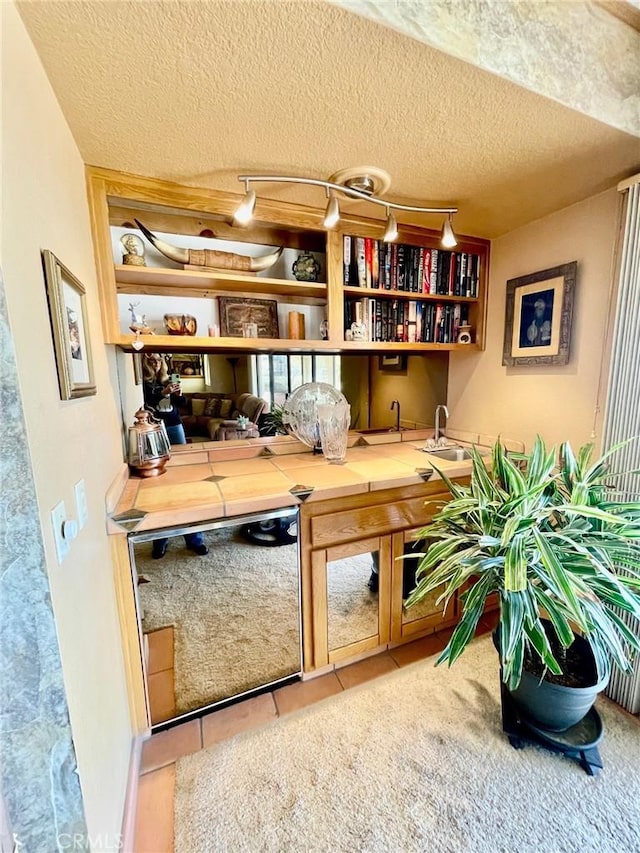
[389,629,453,667]
[273,673,343,715]
[146,626,174,675]
[202,693,278,747]
[133,764,175,853]
[335,652,398,689]
[148,670,176,725]
[140,719,202,774]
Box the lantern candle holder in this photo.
[127,408,171,477]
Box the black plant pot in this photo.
[493,626,609,732]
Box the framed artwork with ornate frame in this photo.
[218,297,279,338]
[502,261,577,367]
[42,250,97,399]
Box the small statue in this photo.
[128,302,154,335]
[121,233,146,266]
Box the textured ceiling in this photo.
[16,0,640,237]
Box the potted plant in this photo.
[405,437,640,732]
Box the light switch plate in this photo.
[51,500,69,563]
[74,479,88,529]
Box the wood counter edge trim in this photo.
[105,463,131,515]
[111,534,149,733]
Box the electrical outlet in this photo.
[51,500,70,563]
[74,479,88,529]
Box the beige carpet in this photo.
[135,528,380,714]
[174,637,640,853]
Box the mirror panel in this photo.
[401,537,445,625]
[132,514,300,724]
[327,549,379,652]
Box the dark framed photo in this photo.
[378,354,408,372]
[42,250,97,399]
[502,262,577,366]
[218,297,279,338]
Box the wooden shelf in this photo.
[86,170,490,354]
[343,286,478,303]
[113,333,478,354]
[114,333,340,353]
[115,265,327,303]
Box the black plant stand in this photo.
[500,681,604,776]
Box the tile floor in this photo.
[133,616,498,852]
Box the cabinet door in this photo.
[390,528,458,644]
[311,535,391,667]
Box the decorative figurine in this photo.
[128,302,154,334]
[292,250,321,282]
[134,219,283,273]
[457,324,472,344]
[121,233,146,266]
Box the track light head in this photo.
[441,214,457,249]
[233,186,256,226]
[323,195,340,229]
[382,209,398,243]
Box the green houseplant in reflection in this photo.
[405,437,640,725]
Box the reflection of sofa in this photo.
[178,392,269,440]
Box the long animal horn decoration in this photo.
[134,219,283,273]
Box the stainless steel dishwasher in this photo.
[129,507,301,729]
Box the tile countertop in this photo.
[108,429,524,535]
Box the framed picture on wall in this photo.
[169,353,204,378]
[42,250,97,400]
[502,261,577,366]
[218,296,279,338]
[378,354,408,373]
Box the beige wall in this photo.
[2,3,133,844]
[448,188,621,450]
[370,354,449,430]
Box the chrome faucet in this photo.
[390,400,401,432]
[434,404,449,445]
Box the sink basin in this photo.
[424,445,490,461]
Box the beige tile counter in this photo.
[109,431,495,534]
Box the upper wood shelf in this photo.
[343,286,478,303]
[113,333,480,354]
[114,265,327,301]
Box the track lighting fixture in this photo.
[233,180,256,226]
[440,213,458,249]
[323,192,340,229]
[232,168,458,246]
[382,208,398,243]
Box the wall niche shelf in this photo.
[86,167,490,353]
[115,265,327,304]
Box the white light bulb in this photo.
[233,189,256,226]
[441,216,457,249]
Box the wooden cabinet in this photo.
[299,480,463,672]
[390,528,458,644]
[86,167,489,354]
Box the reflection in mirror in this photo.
[131,513,300,725]
[401,536,445,624]
[115,348,448,447]
[327,549,379,651]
